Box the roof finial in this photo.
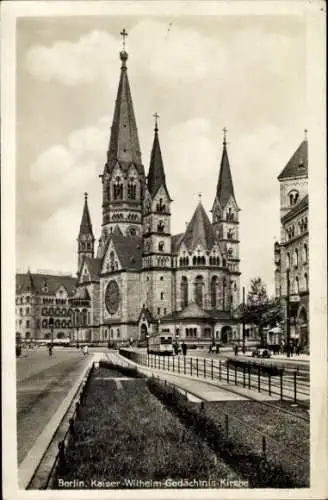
[153,112,160,133]
[223,127,227,146]
[198,192,202,203]
[84,192,88,200]
[304,128,308,141]
[120,28,128,66]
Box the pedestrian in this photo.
[48,344,53,357]
[216,343,220,354]
[182,342,187,356]
[83,345,88,356]
[234,344,239,356]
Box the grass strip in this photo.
[54,366,240,489]
[146,377,309,487]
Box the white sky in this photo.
[16,14,307,295]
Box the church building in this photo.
[71,35,242,347]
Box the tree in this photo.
[243,278,280,345]
[247,277,268,307]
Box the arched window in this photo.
[293,248,298,268]
[55,319,60,328]
[81,309,88,326]
[62,320,66,328]
[127,178,136,200]
[304,273,309,290]
[117,328,120,338]
[42,319,48,328]
[197,256,201,265]
[286,252,291,270]
[211,276,218,308]
[227,229,233,240]
[216,257,220,266]
[289,190,299,206]
[158,241,164,252]
[193,256,197,266]
[75,310,80,327]
[181,277,188,309]
[294,277,299,293]
[303,243,308,263]
[113,177,123,200]
[201,256,206,265]
[157,220,165,232]
[185,256,189,266]
[194,276,204,308]
[209,257,213,265]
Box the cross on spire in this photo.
[120,28,128,50]
[153,112,160,132]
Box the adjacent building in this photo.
[274,135,309,350]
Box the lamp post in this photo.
[242,286,246,354]
[145,333,150,355]
[286,269,290,358]
[223,278,227,311]
[49,317,54,348]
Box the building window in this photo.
[293,248,299,268]
[26,320,30,328]
[289,190,299,206]
[156,198,166,213]
[163,308,167,315]
[26,307,30,314]
[211,276,218,308]
[127,180,136,200]
[304,273,309,290]
[157,307,161,315]
[303,243,308,263]
[286,252,291,270]
[117,328,120,338]
[42,319,48,328]
[158,241,164,252]
[160,292,164,300]
[194,276,204,308]
[157,220,165,232]
[113,177,123,200]
[160,276,164,281]
[26,296,30,303]
[181,276,188,308]
[294,277,299,294]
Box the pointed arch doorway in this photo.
[140,324,148,341]
[221,325,232,344]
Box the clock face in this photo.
[105,280,120,314]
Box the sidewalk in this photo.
[108,352,284,404]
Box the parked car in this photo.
[252,347,272,358]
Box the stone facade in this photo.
[274,137,309,350]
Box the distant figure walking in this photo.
[182,342,187,356]
[48,345,53,357]
[234,344,239,356]
[83,345,89,356]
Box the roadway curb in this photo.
[18,356,95,489]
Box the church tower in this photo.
[99,29,145,253]
[77,192,95,273]
[211,129,241,308]
[142,114,173,319]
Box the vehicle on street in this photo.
[148,333,174,355]
[252,347,272,358]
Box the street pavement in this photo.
[17,348,90,465]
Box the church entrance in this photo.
[221,326,232,344]
[140,324,148,341]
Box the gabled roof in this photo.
[16,273,76,296]
[72,287,91,300]
[147,126,171,200]
[83,256,102,281]
[138,305,153,324]
[281,194,308,224]
[102,233,143,272]
[105,50,144,176]
[181,202,218,252]
[216,139,236,208]
[172,233,184,254]
[278,139,308,181]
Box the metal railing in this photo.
[119,349,310,406]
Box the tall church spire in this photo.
[77,193,95,273]
[106,29,142,172]
[147,113,170,199]
[216,128,236,208]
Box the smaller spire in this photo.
[153,112,160,133]
[79,192,94,237]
